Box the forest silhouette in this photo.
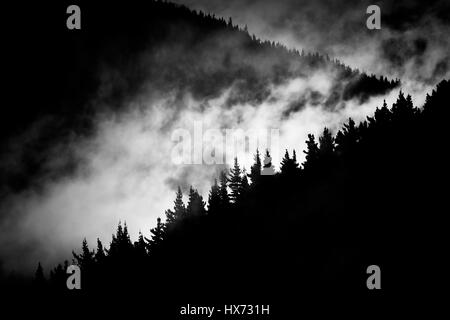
[23,79,449,314]
[1,0,447,316]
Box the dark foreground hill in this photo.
[10,80,447,317]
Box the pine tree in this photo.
[368,100,391,129]
[134,231,147,257]
[49,262,65,290]
[107,234,117,256]
[207,179,221,215]
[228,157,242,203]
[73,238,95,269]
[292,150,299,169]
[166,186,186,224]
[249,149,262,184]
[219,170,230,209]
[122,223,132,246]
[336,118,358,155]
[186,186,207,216]
[95,238,106,263]
[107,222,133,257]
[280,149,291,174]
[110,221,124,255]
[237,169,250,203]
[120,222,133,254]
[392,91,415,122]
[280,149,299,176]
[303,134,319,170]
[319,128,335,156]
[34,262,46,288]
[145,217,165,252]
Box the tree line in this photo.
[29,80,448,307]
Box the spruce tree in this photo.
[107,222,133,257]
[319,128,335,156]
[280,149,299,176]
[95,238,106,263]
[292,150,299,170]
[392,91,415,122]
[166,186,186,224]
[368,101,391,129]
[207,179,221,215]
[249,149,262,184]
[186,186,207,216]
[73,238,95,270]
[49,263,65,290]
[303,134,319,170]
[34,262,46,288]
[238,169,250,203]
[336,118,358,155]
[280,149,292,175]
[228,157,242,203]
[134,232,147,257]
[219,170,230,209]
[145,217,165,252]
[120,222,133,254]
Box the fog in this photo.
[1,0,447,276]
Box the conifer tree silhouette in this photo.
[49,261,68,291]
[41,79,450,306]
[249,149,262,184]
[34,262,46,289]
[72,238,95,289]
[134,232,147,257]
[207,179,221,215]
[238,169,250,203]
[166,186,186,224]
[392,91,416,123]
[229,157,242,203]
[303,134,319,171]
[145,217,165,252]
[95,238,106,263]
[335,118,358,155]
[186,186,207,216]
[281,150,290,171]
[280,149,291,168]
[107,222,133,258]
[73,238,95,269]
[369,100,392,127]
[280,149,299,176]
[219,170,231,210]
[318,128,335,156]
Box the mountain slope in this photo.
[23,80,448,315]
[1,0,398,194]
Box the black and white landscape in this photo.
[0,0,449,316]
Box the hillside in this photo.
[17,79,447,316]
[1,0,398,193]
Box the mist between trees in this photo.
[21,80,448,305]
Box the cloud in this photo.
[174,0,450,85]
[1,0,445,275]
[0,66,414,274]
